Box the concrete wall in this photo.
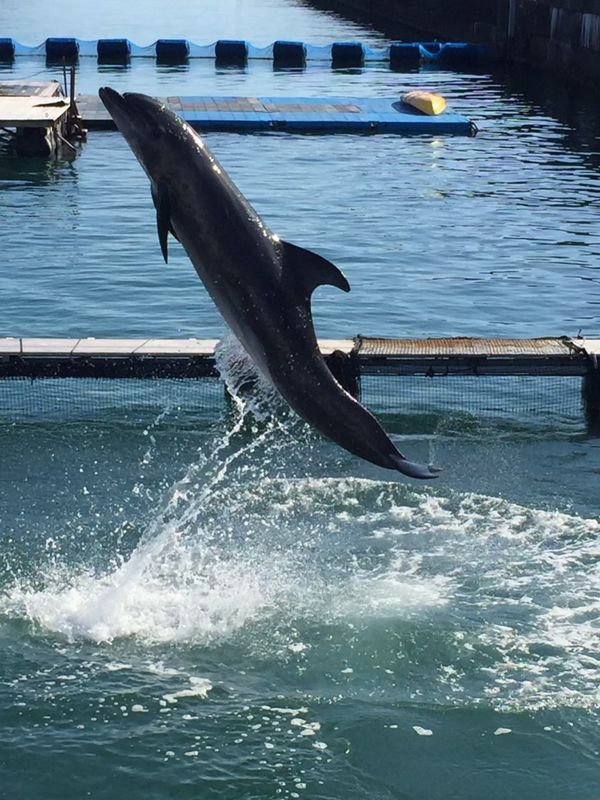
[510,0,600,82]
[308,0,600,83]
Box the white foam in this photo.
[0,477,451,643]
[163,676,212,704]
[335,570,451,620]
[413,726,433,736]
[2,393,600,718]
[1,552,277,643]
[144,662,180,677]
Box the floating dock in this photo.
[77,94,475,135]
[1,336,598,428]
[0,80,70,155]
[0,79,86,155]
[0,336,597,378]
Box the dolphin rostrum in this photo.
[99,88,439,479]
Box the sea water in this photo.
[1,1,600,798]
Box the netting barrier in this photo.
[0,374,587,437]
[0,337,596,435]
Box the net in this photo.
[0,373,586,436]
[0,335,592,434]
[361,374,585,436]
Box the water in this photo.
[1,1,600,798]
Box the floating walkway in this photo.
[0,336,597,378]
[1,336,598,427]
[0,38,488,68]
[0,80,68,127]
[77,94,475,135]
[0,79,86,155]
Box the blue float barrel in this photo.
[331,42,364,68]
[45,37,79,64]
[155,39,189,64]
[97,38,131,64]
[389,42,421,69]
[273,40,306,68]
[439,42,486,66]
[215,39,248,67]
[0,37,15,62]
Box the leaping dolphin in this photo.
[99,88,439,479]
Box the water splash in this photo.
[3,466,600,712]
[5,335,302,643]
[2,337,600,713]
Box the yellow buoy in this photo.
[402,91,447,116]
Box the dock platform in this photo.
[0,95,69,128]
[0,81,68,127]
[0,336,596,378]
[1,336,598,427]
[0,80,85,155]
[76,94,475,135]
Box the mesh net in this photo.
[0,377,223,424]
[361,374,585,435]
[0,373,585,436]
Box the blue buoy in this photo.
[97,39,131,64]
[45,37,79,64]
[0,37,15,63]
[389,42,421,69]
[273,40,306,68]
[215,39,248,67]
[331,42,363,68]
[155,39,189,64]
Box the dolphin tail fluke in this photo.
[390,453,441,480]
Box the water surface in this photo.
[0,1,599,799]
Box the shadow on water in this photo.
[492,64,600,170]
[0,135,80,183]
[298,0,435,40]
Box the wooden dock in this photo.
[0,336,597,378]
[0,80,85,155]
[0,80,66,122]
[1,336,598,427]
[76,94,475,135]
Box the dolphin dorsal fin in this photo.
[281,240,351,299]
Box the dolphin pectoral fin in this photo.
[390,453,441,480]
[281,240,351,297]
[154,181,171,264]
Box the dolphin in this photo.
[99,87,439,479]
